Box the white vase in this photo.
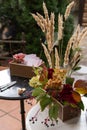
[26,102,81,130]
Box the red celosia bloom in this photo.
[58,84,78,105]
[48,68,54,79]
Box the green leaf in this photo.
[40,95,52,111]
[73,66,81,71]
[36,93,46,102]
[78,101,84,111]
[32,87,45,97]
[66,77,74,85]
[49,104,59,120]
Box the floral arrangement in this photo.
[29,1,87,122]
[12,53,43,67]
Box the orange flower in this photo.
[45,78,62,90]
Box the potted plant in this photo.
[28,1,87,126]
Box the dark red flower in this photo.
[62,84,73,93]
[58,84,77,105]
[48,68,54,79]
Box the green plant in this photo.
[29,1,87,122]
[0,0,74,60]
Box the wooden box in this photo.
[32,102,81,123]
[57,101,81,121]
[9,61,35,78]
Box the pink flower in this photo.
[13,53,26,63]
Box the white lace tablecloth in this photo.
[26,97,87,130]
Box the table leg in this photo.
[20,100,26,130]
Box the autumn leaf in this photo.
[72,91,81,103]
[74,80,87,94]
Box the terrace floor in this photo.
[0,96,36,130]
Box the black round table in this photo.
[0,69,32,130]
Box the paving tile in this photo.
[0,114,21,130]
[0,100,19,113]
[8,106,21,121]
[9,99,36,121]
[0,99,36,130]
[0,110,6,117]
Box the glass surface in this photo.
[0,69,32,100]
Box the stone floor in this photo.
[0,97,36,130]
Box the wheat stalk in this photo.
[55,48,60,68]
[50,12,55,51]
[70,49,81,64]
[31,13,45,32]
[64,1,75,20]
[58,13,63,41]
[72,27,87,49]
[43,2,49,22]
[72,24,80,49]
[42,43,52,68]
[78,27,87,44]
[63,36,74,66]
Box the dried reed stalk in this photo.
[31,13,45,32]
[70,51,81,67]
[63,36,74,66]
[50,12,55,50]
[72,24,80,49]
[64,22,87,67]
[43,2,49,22]
[42,43,52,68]
[64,1,75,20]
[58,13,63,40]
[55,48,60,68]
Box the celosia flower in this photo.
[48,68,54,79]
[45,78,62,90]
[13,53,25,63]
[29,75,42,88]
[53,68,67,81]
[58,84,81,105]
